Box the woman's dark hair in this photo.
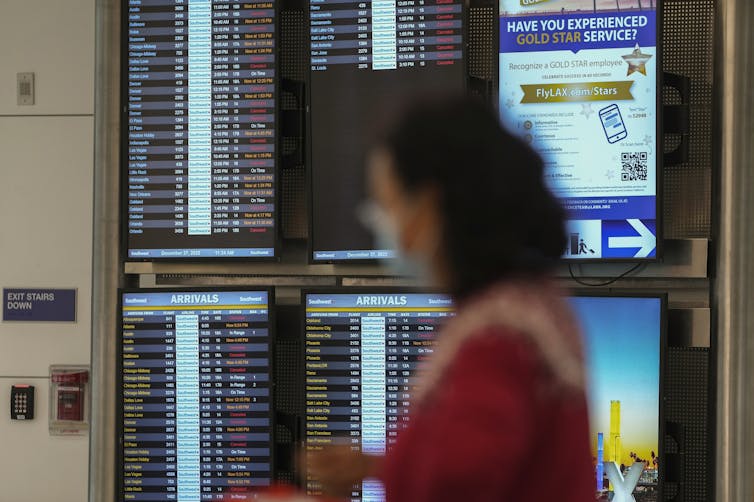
[378,95,566,300]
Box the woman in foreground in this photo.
[308,97,594,501]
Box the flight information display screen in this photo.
[303,292,454,500]
[125,0,278,260]
[571,295,662,501]
[303,292,663,502]
[498,0,659,260]
[120,289,273,501]
[308,0,465,261]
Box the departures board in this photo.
[303,291,454,500]
[119,289,274,501]
[308,0,466,261]
[125,0,278,260]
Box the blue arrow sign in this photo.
[603,219,657,258]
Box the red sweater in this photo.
[380,328,594,501]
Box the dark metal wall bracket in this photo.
[281,78,306,169]
[663,71,692,167]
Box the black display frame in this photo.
[571,290,668,502]
[494,1,665,264]
[306,0,472,264]
[116,286,277,501]
[120,0,283,262]
[299,287,667,501]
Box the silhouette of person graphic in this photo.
[578,239,595,255]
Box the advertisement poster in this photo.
[572,296,661,501]
[499,0,658,259]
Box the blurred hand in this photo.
[300,444,382,498]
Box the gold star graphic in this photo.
[622,43,652,76]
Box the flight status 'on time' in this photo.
[126,0,278,259]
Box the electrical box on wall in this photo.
[16,72,35,106]
[49,365,89,436]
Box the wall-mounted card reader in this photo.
[10,385,35,420]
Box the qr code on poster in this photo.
[621,152,648,181]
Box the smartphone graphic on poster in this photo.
[599,104,628,144]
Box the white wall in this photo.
[0,0,94,500]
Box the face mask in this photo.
[357,202,429,279]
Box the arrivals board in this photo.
[303,291,664,501]
[498,0,659,260]
[120,289,273,500]
[125,0,278,259]
[308,0,465,261]
[303,291,454,500]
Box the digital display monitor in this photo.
[308,0,466,262]
[125,0,278,260]
[119,289,274,500]
[303,291,454,499]
[303,291,663,501]
[498,0,660,260]
[571,295,663,501]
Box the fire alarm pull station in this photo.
[49,365,89,436]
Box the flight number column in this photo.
[122,311,179,501]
